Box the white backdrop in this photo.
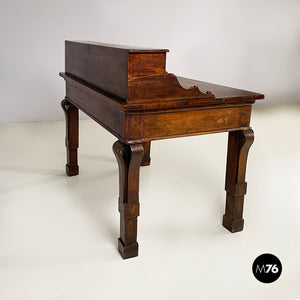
[1,0,299,123]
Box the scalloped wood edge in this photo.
[127,73,215,103]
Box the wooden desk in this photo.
[60,41,264,259]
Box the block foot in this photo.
[66,164,79,176]
[222,215,244,233]
[141,157,151,166]
[118,238,138,259]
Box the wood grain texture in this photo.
[177,77,264,102]
[125,105,252,141]
[223,129,254,232]
[127,73,214,103]
[62,74,125,138]
[65,41,129,100]
[128,53,167,79]
[141,105,251,139]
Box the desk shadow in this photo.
[64,169,119,246]
[0,164,66,194]
[80,154,115,163]
[0,162,119,247]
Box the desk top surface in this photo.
[177,77,264,101]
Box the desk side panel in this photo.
[65,41,128,100]
[125,105,252,141]
[128,53,167,79]
[66,83,125,138]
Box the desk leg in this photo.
[113,141,144,259]
[61,98,79,176]
[141,141,151,166]
[223,129,254,233]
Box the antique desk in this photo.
[60,41,264,259]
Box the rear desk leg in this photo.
[61,98,79,176]
[113,141,144,259]
[223,129,254,233]
[141,141,151,166]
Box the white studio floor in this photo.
[0,106,299,300]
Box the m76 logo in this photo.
[252,254,282,283]
[255,264,279,274]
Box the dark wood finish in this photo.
[177,77,264,102]
[64,41,214,104]
[65,41,169,102]
[60,73,254,143]
[113,141,144,259]
[128,105,252,140]
[128,53,167,78]
[60,41,264,259]
[61,98,79,176]
[64,74,125,138]
[223,129,254,232]
[127,73,215,102]
[66,41,128,100]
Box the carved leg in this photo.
[113,141,144,259]
[223,129,254,233]
[61,98,79,176]
[141,141,151,166]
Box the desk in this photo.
[60,41,264,259]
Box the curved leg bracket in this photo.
[223,129,254,233]
[113,141,144,259]
[61,98,79,176]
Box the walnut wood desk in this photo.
[60,41,264,259]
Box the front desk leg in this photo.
[113,141,144,259]
[61,98,79,176]
[223,129,254,233]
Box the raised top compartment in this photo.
[65,40,215,103]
